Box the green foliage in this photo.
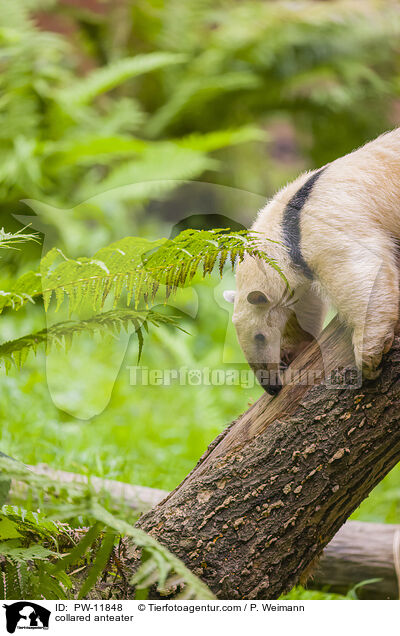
[2,0,398,227]
[119,0,400,166]
[0,224,219,598]
[2,229,281,311]
[37,229,281,312]
[91,505,214,600]
[0,308,184,370]
[143,228,284,289]
[1,0,400,603]
[0,0,266,236]
[0,480,11,508]
[76,529,116,599]
[0,228,283,370]
[0,227,39,251]
[57,53,187,107]
[0,499,73,599]
[0,457,214,600]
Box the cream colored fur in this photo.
[226,128,400,389]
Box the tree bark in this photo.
[14,467,400,599]
[130,317,400,599]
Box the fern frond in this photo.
[142,228,286,289]
[146,72,261,137]
[1,505,66,543]
[0,309,184,371]
[0,542,56,563]
[176,126,267,152]
[91,503,215,600]
[0,226,39,251]
[0,229,285,318]
[0,270,41,312]
[44,135,148,168]
[0,457,214,600]
[79,143,216,204]
[77,531,116,599]
[56,53,187,106]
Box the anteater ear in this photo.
[223,290,236,304]
[247,290,269,305]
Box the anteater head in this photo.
[224,256,315,395]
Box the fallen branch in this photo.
[25,464,167,512]
[310,520,400,599]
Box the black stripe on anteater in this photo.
[282,168,326,279]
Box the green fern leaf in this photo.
[80,143,216,203]
[0,541,56,563]
[77,531,116,599]
[0,230,285,330]
[57,53,187,106]
[146,72,261,137]
[176,126,267,151]
[52,523,102,574]
[0,457,214,600]
[45,135,148,168]
[0,309,184,370]
[90,502,215,600]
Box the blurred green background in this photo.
[1,0,400,599]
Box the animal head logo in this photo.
[3,602,50,633]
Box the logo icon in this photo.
[3,602,50,633]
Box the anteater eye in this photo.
[254,333,266,343]
[247,291,269,305]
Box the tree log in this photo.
[310,520,400,599]
[24,464,167,512]
[129,317,400,599]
